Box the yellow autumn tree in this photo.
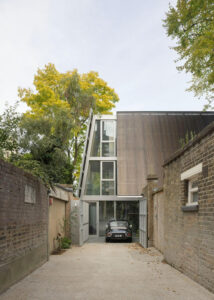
[18,63,119,186]
[19,63,119,117]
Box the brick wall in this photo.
[0,159,48,293]
[142,175,158,247]
[153,189,164,253]
[163,123,214,293]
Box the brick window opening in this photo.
[180,163,202,208]
[25,185,36,204]
[187,177,198,206]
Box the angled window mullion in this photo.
[100,160,102,195]
[100,121,103,157]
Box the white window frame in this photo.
[101,161,116,195]
[187,177,198,206]
[180,163,202,206]
[101,120,116,157]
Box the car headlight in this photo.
[107,232,112,237]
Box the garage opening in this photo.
[87,200,139,242]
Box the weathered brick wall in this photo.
[163,126,214,293]
[153,189,164,253]
[142,175,158,247]
[0,159,48,293]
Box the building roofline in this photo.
[54,183,73,192]
[117,111,214,115]
[163,121,214,167]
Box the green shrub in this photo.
[61,237,72,249]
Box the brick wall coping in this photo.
[0,158,45,185]
[55,183,73,192]
[163,121,214,167]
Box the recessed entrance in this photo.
[99,201,139,237]
[85,200,139,242]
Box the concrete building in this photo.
[78,111,214,245]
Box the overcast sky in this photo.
[0,0,205,114]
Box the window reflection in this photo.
[102,120,115,141]
[85,161,100,195]
[102,142,115,156]
[102,181,115,195]
[116,201,139,234]
[91,120,100,156]
[102,162,114,179]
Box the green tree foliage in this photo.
[16,109,73,186]
[0,104,20,158]
[163,0,214,108]
[0,64,119,188]
[179,130,196,148]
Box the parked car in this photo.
[105,220,132,242]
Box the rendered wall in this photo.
[70,199,80,245]
[0,159,48,294]
[117,112,214,195]
[48,198,66,253]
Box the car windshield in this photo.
[110,221,128,228]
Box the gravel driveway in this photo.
[1,243,214,300]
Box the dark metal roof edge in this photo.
[54,183,73,192]
[117,111,214,115]
[163,121,214,167]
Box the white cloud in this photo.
[0,0,205,114]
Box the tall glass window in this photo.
[90,119,116,157]
[91,120,101,156]
[101,161,115,195]
[85,118,117,195]
[102,142,115,157]
[102,120,116,156]
[85,161,100,195]
[102,120,116,141]
[102,162,114,179]
[85,161,116,195]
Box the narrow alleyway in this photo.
[1,243,214,300]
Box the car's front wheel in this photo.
[105,237,110,243]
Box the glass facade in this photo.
[90,120,116,158]
[102,162,114,179]
[89,203,97,235]
[98,201,139,236]
[102,181,115,195]
[85,118,116,196]
[85,161,100,195]
[85,161,116,195]
[102,142,115,157]
[102,120,116,141]
[84,116,139,239]
[91,120,101,156]
[116,201,139,235]
[99,201,114,236]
